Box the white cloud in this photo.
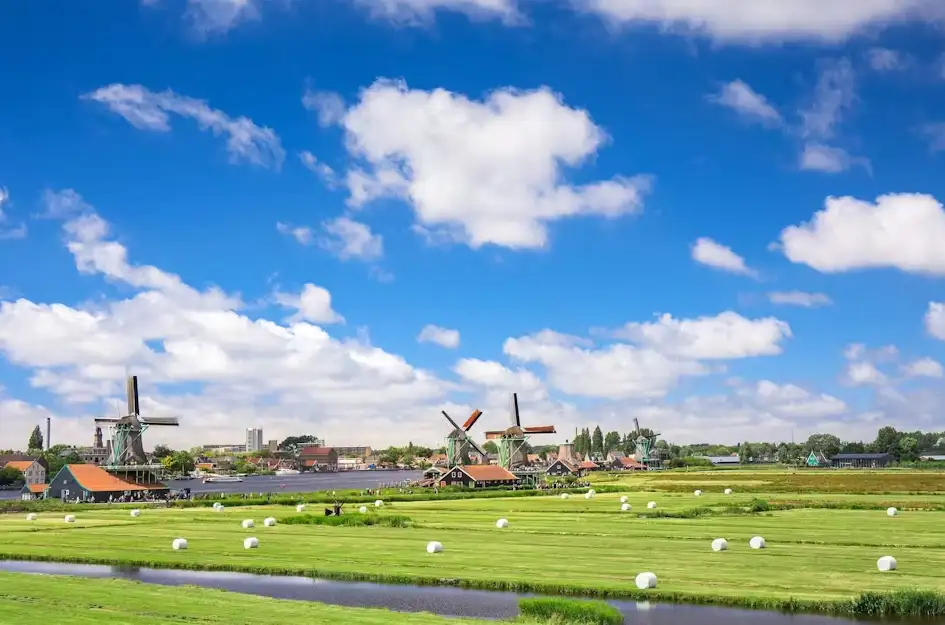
[83,84,285,169]
[777,193,945,275]
[798,143,861,174]
[0,187,27,240]
[767,291,832,308]
[927,302,945,340]
[846,360,888,386]
[579,0,944,44]
[738,379,847,419]
[302,88,347,127]
[691,237,758,277]
[143,0,260,36]
[454,358,539,390]
[867,47,908,72]
[708,80,781,126]
[274,284,345,325]
[330,78,652,250]
[418,325,461,349]
[299,151,338,186]
[921,123,945,152]
[318,216,384,261]
[354,0,520,24]
[614,312,791,360]
[276,221,314,245]
[903,357,944,378]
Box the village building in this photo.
[437,465,520,488]
[46,464,169,503]
[2,459,46,485]
[830,453,893,469]
[545,459,579,477]
[806,451,831,467]
[20,483,48,500]
[299,446,338,471]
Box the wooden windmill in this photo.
[484,393,556,470]
[441,409,487,466]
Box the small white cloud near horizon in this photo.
[767,291,832,307]
[417,324,461,349]
[691,237,758,278]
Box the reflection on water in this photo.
[0,560,896,624]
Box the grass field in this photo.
[3,480,945,616]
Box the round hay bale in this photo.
[296,504,306,513]
[620,495,629,503]
[634,572,657,589]
[724,488,733,495]
[693,489,702,496]
[426,541,443,553]
[213,502,224,512]
[26,513,36,521]
[241,519,255,529]
[263,517,276,527]
[711,538,728,552]
[887,507,898,517]
[877,555,897,572]
[587,489,596,496]
[359,506,368,514]
[243,537,259,550]
[172,538,188,550]
[64,515,76,523]
[374,500,384,507]
[130,509,141,518]
[621,503,631,512]
[749,536,766,549]
[584,491,594,500]
[647,501,657,509]
[496,518,509,528]
[560,493,570,500]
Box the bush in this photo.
[848,589,945,617]
[280,514,413,528]
[519,597,623,625]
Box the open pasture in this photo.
[2,489,945,607]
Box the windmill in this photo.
[484,393,556,470]
[94,375,179,469]
[441,409,487,466]
[324,497,347,516]
[632,417,660,468]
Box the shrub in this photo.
[280,514,413,528]
[849,589,945,617]
[519,597,623,625]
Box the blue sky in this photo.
[1,0,945,450]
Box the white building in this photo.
[245,428,264,453]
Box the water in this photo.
[0,560,897,624]
[0,470,424,500]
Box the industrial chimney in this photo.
[46,417,51,451]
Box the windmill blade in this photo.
[523,426,556,434]
[510,393,521,427]
[441,410,463,432]
[94,417,122,423]
[462,409,483,431]
[140,417,180,426]
[467,439,487,457]
[126,375,140,416]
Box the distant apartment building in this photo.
[246,428,264,453]
[202,444,247,454]
[334,446,373,459]
[267,439,279,452]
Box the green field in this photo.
[3,475,945,615]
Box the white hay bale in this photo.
[172,538,188,550]
[64,515,76,523]
[496,518,509,528]
[263,517,276,527]
[359,506,368,514]
[26,513,36,521]
[887,507,898,517]
[749,536,766,549]
[296,504,306,513]
[561,493,570,500]
[647,501,657,509]
[213,502,224,511]
[374,500,384,507]
[634,572,657,589]
[711,538,728,552]
[877,555,897,572]
[130,509,141,518]
[584,492,593,499]
[241,519,255,529]
[243,537,259,550]
[724,488,733,495]
[693,489,702,496]
[621,503,632,512]
[620,495,629,503]
[426,541,443,553]
[587,488,596,496]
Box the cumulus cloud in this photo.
[354,0,521,24]
[83,84,285,169]
[691,237,758,277]
[902,357,944,378]
[418,325,461,349]
[273,284,345,325]
[927,302,945,339]
[325,78,652,250]
[318,216,384,261]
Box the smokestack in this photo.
[46,417,51,451]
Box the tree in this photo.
[805,433,841,458]
[162,450,196,475]
[0,466,24,486]
[28,425,44,452]
[278,435,321,454]
[739,442,754,464]
[482,441,498,454]
[43,446,83,477]
[591,426,604,455]
[603,431,621,456]
[152,444,174,459]
[872,426,900,456]
[899,436,919,463]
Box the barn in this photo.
[46,464,168,503]
[545,459,579,477]
[438,465,520,488]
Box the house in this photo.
[429,453,449,467]
[806,451,831,467]
[300,446,338,472]
[0,454,47,472]
[703,456,741,466]
[919,450,945,461]
[545,459,579,477]
[830,453,893,469]
[437,465,520,488]
[578,460,600,471]
[335,446,373,460]
[615,457,647,470]
[20,483,48,500]
[46,464,168,503]
[338,457,364,471]
[2,459,46,485]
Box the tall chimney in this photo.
[46,417,51,451]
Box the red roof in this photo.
[619,457,646,469]
[24,483,48,494]
[3,460,36,472]
[578,460,599,469]
[300,446,335,457]
[552,459,578,472]
[66,464,164,493]
[449,464,518,482]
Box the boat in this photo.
[202,476,243,483]
[274,468,300,476]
